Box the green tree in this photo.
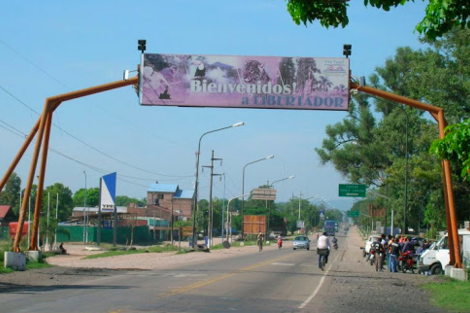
[0,172,21,215]
[73,187,100,207]
[285,0,470,40]
[43,183,74,222]
[115,195,145,207]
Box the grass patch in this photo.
[422,277,470,312]
[0,266,14,274]
[26,261,51,270]
[0,246,52,274]
[84,244,182,259]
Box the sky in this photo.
[0,0,430,212]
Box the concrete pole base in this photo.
[26,250,42,262]
[4,252,26,271]
[450,268,468,282]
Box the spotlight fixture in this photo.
[343,44,352,58]
[138,39,146,53]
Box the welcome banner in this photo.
[140,53,349,111]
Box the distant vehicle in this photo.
[8,222,29,239]
[324,220,335,236]
[292,236,310,250]
[363,235,381,257]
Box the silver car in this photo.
[293,236,310,250]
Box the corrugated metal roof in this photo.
[73,206,127,213]
[0,205,12,218]
[175,189,194,199]
[148,184,178,193]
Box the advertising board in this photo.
[140,53,349,111]
[243,215,267,235]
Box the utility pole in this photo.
[170,197,174,243]
[202,150,223,247]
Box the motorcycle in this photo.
[333,242,338,250]
[369,250,376,266]
[277,238,283,249]
[398,251,414,273]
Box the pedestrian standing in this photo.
[387,234,393,271]
[372,238,385,272]
[380,234,387,271]
[389,237,401,272]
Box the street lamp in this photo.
[370,95,409,234]
[191,122,244,249]
[397,105,409,234]
[267,175,295,237]
[226,193,250,242]
[297,194,321,234]
[269,175,295,187]
[241,155,274,239]
[83,171,87,243]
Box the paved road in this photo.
[0,230,447,313]
[1,239,339,312]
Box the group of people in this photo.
[369,234,431,272]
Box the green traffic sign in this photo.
[347,211,360,217]
[339,184,367,197]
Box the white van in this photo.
[418,229,470,275]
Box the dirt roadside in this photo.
[301,227,450,313]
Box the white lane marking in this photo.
[173,274,207,278]
[271,262,295,266]
[298,252,341,309]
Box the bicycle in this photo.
[257,239,263,252]
[320,254,326,270]
[318,248,329,270]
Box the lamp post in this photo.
[269,175,295,188]
[191,122,244,249]
[83,171,87,243]
[221,173,226,242]
[368,190,394,236]
[370,95,409,234]
[297,194,321,234]
[241,155,274,240]
[268,175,294,237]
[397,105,409,234]
[226,193,250,242]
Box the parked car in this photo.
[418,229,470,275]
[293,236,310,250]
[363,235,381,257]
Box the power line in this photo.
[0,118,159,189]
[0,85,193,178]
[0,39,193,150]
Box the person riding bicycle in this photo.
[257,232,264,251]
[332,236,338,249]
[317,231,330,270]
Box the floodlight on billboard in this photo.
[140,53,350,111]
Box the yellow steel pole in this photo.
[12,100,52,252]
[11,76,139,251]
[0,119,39,193]
[30,109,54,250]
[351,82,462,268]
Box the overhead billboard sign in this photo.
[251,188,277,201]
[140,53,350,111]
